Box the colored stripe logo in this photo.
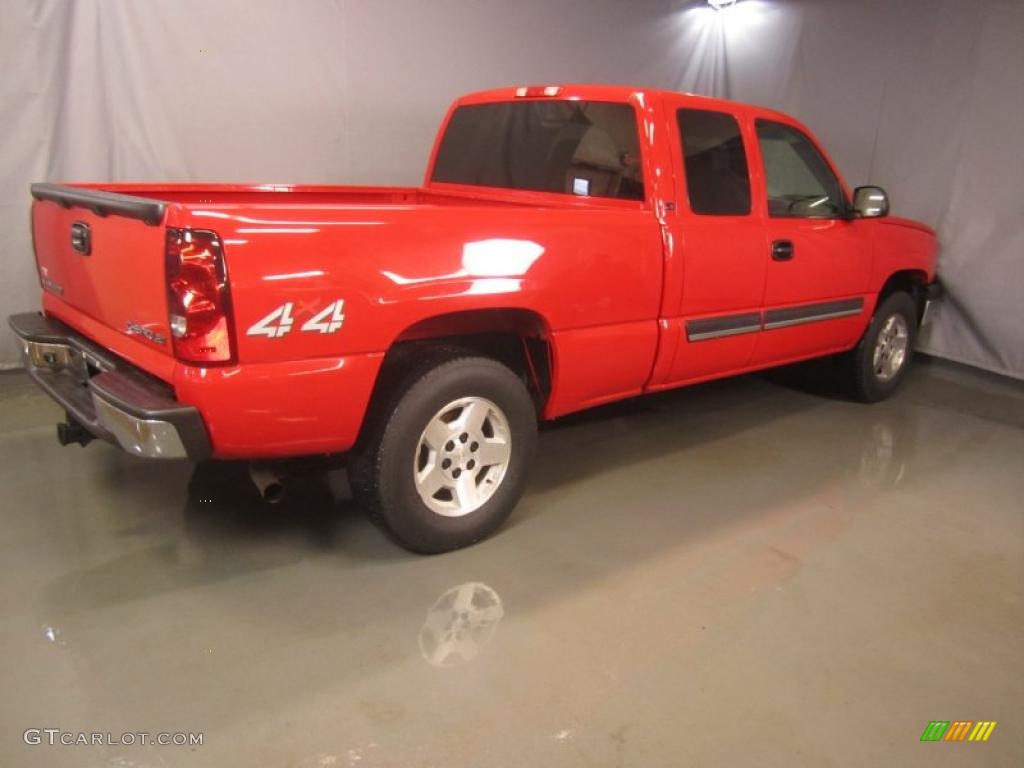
[969,722,998,742]
[921,721,996,742]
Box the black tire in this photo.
[350,353,537,553]
[846,291,918,402]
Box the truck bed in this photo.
[54,182,555,209]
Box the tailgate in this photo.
[30,184,175,367]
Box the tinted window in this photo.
[432,101,644,201]
[677,108,751,216]
[756,120,845,218]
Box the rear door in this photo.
[748,119,871,364]
[658,102,766,385]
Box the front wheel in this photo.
[350,355,537,553]
[845,291,918,402]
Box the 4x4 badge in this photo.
[247,300,345,338]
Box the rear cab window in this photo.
[431,101,644,201]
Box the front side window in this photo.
[677,108,751,216]
[756,120,845,218]
[431,101,644,201]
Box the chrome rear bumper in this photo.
[8,312,210,460]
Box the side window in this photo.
[756,120,845,218]
[676,108,751,216]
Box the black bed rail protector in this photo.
[30,183,167,226]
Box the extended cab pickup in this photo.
[10,85,939,552]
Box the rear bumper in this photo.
[8,312,211,460]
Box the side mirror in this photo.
[852,186,890,218]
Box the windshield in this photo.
[431,101,644,201]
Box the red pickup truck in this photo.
[11,84,938,552]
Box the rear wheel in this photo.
[846,291,918,402]
[350,354,536,553]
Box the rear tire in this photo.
[350,354,536,553]
[846,291,918,402]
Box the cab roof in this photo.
[456,84,795,125]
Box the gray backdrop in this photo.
[2,0,1021,377]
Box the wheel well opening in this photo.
[379,309,553,413]
[879,269,928,322]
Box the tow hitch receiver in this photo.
[57,416,94,448]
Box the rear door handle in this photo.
[771,240,794,261]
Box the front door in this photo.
[749,119,871,365]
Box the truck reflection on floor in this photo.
[189,465,508,665]
[418,582,504,668]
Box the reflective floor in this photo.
[1,358,1021,767]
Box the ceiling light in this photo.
[708,0,738,9]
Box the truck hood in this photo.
[880,215,935,236]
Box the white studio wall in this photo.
[1,0,1021,376]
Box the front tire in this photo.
[846,291,918,402]
[351,354,537,553]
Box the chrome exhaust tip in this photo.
[249,463,286,504]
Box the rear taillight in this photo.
[165,228,235,364]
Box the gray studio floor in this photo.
[1,357,1021,767]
